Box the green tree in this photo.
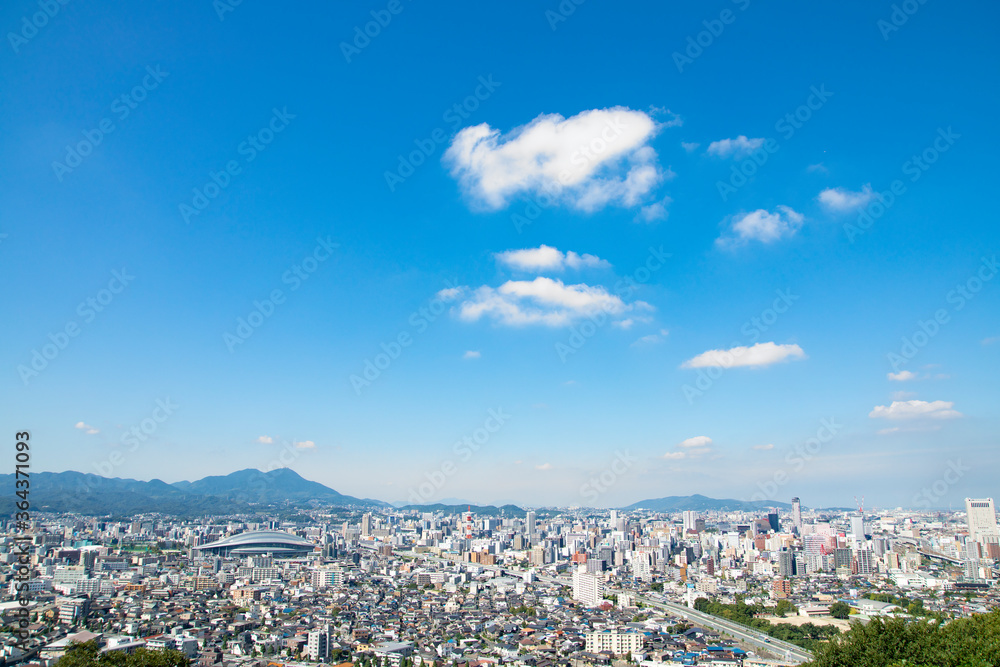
[829,602,851,619]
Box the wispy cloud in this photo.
[706,135,765,159]
[495,245,610,272]
[536,462,553,471]
[682,342,806,369]
[752,443,775,451]
[294,440,316,449]
[869,400,962,420]
[74,421,99,435]
[256,435,274,444]
[818,185,875,212]
[632,329,669,346]
[463,350,481,360]
[887,370,917,382]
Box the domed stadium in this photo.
[193,530,315,557]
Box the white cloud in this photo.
[868,400,963,420]
[536,463,553,471]
[706,135,765,159]
[682,342,806,369]
[256,435,274,444]
[753,443,775,451]
[662,452,686,460]
[635,196,672,223]
[888,370,918,381]
[718,206,804,246]
[495,245,610,272]
[818,185,874,212]
[877,425,942,435]
[806,163,828,174]
[463,350,481,359]
[294,440,316,449]
[891,390,917,400]
[632,329,669,346]
[74,421,99,435]
[456,277,647,328]
[681,141,700,153]
[679,436,713,448]
[443,107,666,212]
[614,318,635,330]
[437,286,463,301]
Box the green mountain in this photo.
[622,494,792,512]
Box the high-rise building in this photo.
[767,512,780,533]
[850,514,865,542]
[966,498,999,543]
[572,569,603,607]
[361,513,373,537]
[791,497,802,533]
[778,550,795,576]
[855,549,874,576]
[526,511,537,537]
[682,511,698,533]
[306,625,330,661]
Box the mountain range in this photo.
[622,494,792,512]
[1,469,796,517]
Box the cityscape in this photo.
[2,0,998,666]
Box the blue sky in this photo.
[1,0,997,509]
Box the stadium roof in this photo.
[193,530,315,556]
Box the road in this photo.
[410,552,813,664]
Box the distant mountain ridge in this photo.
[0,468,387,517]
[400,503,528,518]
[622,494,792,512]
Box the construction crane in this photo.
[854,495,865,515]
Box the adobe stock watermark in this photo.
[877,0,931,41]
[844,126,959,242]
[223,235,338,352]
[52,65,169,182]
[912,460,968,509]
[545,0,587,31]
[7,0,73,54]
[717,85,833,201]
[79,398,180,491]
[349,279,460,395]
[340,0,413,63]
[580,450,636,506]
[512,114,632,233]
[747,418,842,502]
[672,0,751,73]
[179,107,295,223]
[385,75,501,192]
[406,408,512,504]
[682,288,799,403]
[887,255,996,372]
[17,268,134,386]
[556,245,672,362]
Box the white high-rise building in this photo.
[966,498,999,543]
[572,568,602,607]
[306,625,330,661]
[526,511,537,537]
[850,514,865,542]
[682,511,698,533]
[791,497,802,532]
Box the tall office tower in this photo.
[361,513,372,537]
[791,497,802,532]
[572,569,603,607]
[855,549,874,576]
[778,550,795,576]
[834,548,853,574]
[965,498,999,543]
[526,511,537,537]
[767,512,780,533]
[610,510,618,527]
[850,514,865,542]
[682,511,698,533]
